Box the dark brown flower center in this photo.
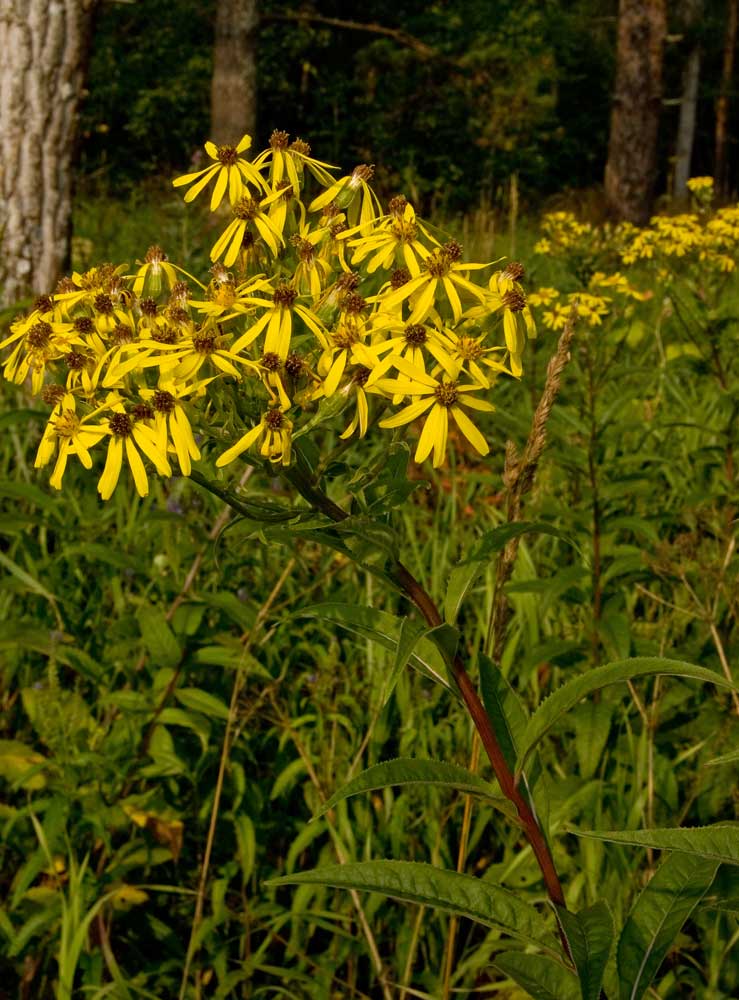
[42,384,66,406]
[502,289,526,313]
[404,324,427,346]
[139,297,158,317]
[153,389,176,414]
[264,409,284,429]
[284,353,305,378]
[391,267,411,289]
[273,284,298,308]
[145,245,167,264]
[109,412,133,437]
[270,130,290,150]
[217,144,238,166]
[131,402,154,421]
[290,138,311,156]
[94,293,114,315]
[434,380,459,407]
[73,316,94,334]
[261,352,282,372]
[352,366,370,386]
[444,240,463,262]
[234,197,261,221]
[27,321,52,348]
[341,293,366,314]
[65,351,87,370]
[503,261,525,281]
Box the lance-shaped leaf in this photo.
[266,861,556,947]
[516,658,736,775]
[567,824,739,867]
[617,852,718,1000]
[556,900,614,1000]
[314,758,514,821]
[494,951,580,1000]
[297,603,455,695]
[479,653,527,773]
[382,617,429,706]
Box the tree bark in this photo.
[210,0,258,145]
[715,0,738,199]
[674,0,703,199]
[605,0,667,224]
[0,0,97,306]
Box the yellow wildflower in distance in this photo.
[97,399,172,500]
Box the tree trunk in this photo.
[0,0,97,307]
[715,0,738,199]
[210,0,258,145]
[605,0,667,224]
[674,0,703,199]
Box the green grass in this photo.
[1,191,738,999]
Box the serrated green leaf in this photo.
[494,951,580,1000]
[297,603,455,696]
[174,688,229,721]
[568,824,739,866]
[315,758,513,820]
[266,861,556,947]
[479,653,527,773]
[136,604,181,669]
[516,658,735,775]
[617,853,718,1000]
[556,900,613,1000]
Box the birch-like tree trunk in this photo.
[674,0,703,199]
[605,0,667,224]
[210,0,258,145]
[715,0,738,198]
[0,0,97,306]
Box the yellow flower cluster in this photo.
[1,130,536,499]
[529,271,648,330]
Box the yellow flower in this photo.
[210,192,285,266]
[253,130,337,194]
[379,362,494,467]
[139,380,211,476]
[229,283,326,360]
[527,287,560,308]
[344,198,438,277]
[309,164,382,233]
[216,407,293,467]
[172,135,266,210]
[97,399,172,500]
[131,246,179,298]
[376,241,489,325]
[35,393,108,491]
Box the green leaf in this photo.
[136,604,181,669]
[516,658,735,774]
[572,701,614,779]
[266,861,556,947]
[479,653,527,773]
[556,900,613,1000]
[568,824,739,866]
[383,618,428,706]
[444,559,486,625]
[617,853,718,1000]
[466,521,579,563]
[297,603,455,696]
[174,688,229,721]
[494,951,580,1000]
[0,551,58,603]
[315,758,513,820]
[704,747,739,766]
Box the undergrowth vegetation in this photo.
[1,154,738,1000]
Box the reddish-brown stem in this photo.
[281,468,570,921]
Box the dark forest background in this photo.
[78,0,732,212]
